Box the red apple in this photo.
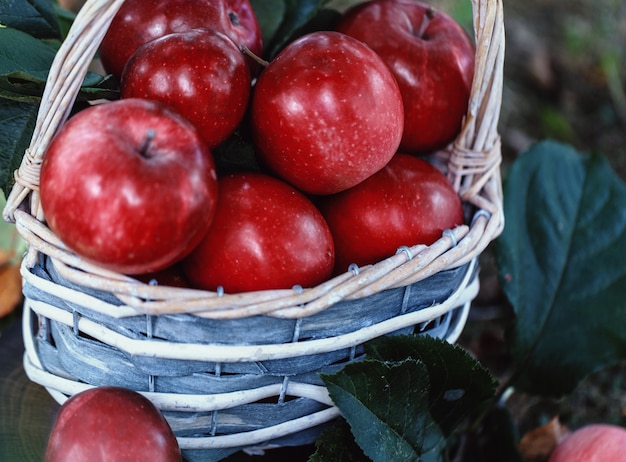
[99,0,263,80]
[182,172,335,293]
[549,424,626,462]
[318,154,464,273]
[250,30,404,195]
[337,0,475,154]
[121,28,251,149]
[45,386,181,462]
[40,98,218,275]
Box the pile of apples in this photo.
[39,0,476,294]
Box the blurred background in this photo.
[499,0,626,180]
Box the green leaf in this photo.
[255,0,333,59]
[496,140,626,397]
[321,359,446,462]
[0,27,118,102]
[0,99,38,197]
[366,335,497,436]
[0,0,61,39]
[249,0,287,56]
[0,27,57,81]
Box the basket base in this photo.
[21,256,478,458]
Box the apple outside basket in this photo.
[3,0,505,459]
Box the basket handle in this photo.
[448,0,505,216]
[3,0,504,223]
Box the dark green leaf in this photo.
[0,27,57,79]
[308,420,370,462]
[249,0,287,56]
[496,140,626,396]
[321,359,446,462]
[0,0,61,39]
[260,0,333,59]
[0,99,38,197]
[366,335,498,437]
[0,27,118,102]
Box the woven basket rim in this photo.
[3,0,506,320]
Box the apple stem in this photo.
[139,129,156,158]
[416,6,437,38]
[240,45,269,68]
[228,11,240,27]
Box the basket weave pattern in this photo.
[4,0,505,455]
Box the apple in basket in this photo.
[250,30,404,195]
[120,28,251,149]
[39,98,218,275]
[336,0,475,154]
[318,153,464,274]
[45,386,182,462]
[549,424,626,462]
[99,0,263,80]
[182,172,335,293]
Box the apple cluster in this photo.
[39,0,475,294]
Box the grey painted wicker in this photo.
[4,0,505,459]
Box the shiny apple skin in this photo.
[337,0,475,154]
[99,0,263,80]
[121,28,251,149]
[40,98,218,275]
[45,387,182,462]
[182,172,335,293]
[250,31,405,196]
[319,154,464,273]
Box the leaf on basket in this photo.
[0,0,61,39]
[321,358,446,462]
[0,27,118,102]
[319,335,497,460]
[366,335,498,436]
[496,139,626,397]
[0,28,57,96]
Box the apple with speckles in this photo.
[337,0,475,154]
[250,31,404,195]
[99,0,262,80]
[40,98,218,275]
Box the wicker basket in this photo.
[3,0,505,459]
